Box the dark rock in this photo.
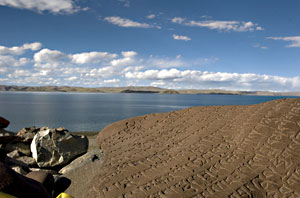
[0,162,52,198]
[53,176,71,197]
[31,128,88,168]
[26,171,54,195]
[16,156,37,167]
[5,142,31,156]
[0,116,10,128]
[0,128,17,144]
[0,148,6,161]
[4,156,29,170]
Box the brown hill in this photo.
[69,99,300,197]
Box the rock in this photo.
[59,150,104,174]
[0,128,17,144]
[0,116,10,128]
[31,128,88,168]
[29,168,58,175]
[4,156,30,172]
[16,126,39,143]
[0,148,6,161]
[16,156,37,167]
[7,150,22,159]
[5,142,31,156]
[11,165,28,175]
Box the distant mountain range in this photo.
[1,85,300,96]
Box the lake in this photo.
[0,92,299,132]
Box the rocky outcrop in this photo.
[31,128,88,168]
[88,98,300,198]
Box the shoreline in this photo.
[1,85,300,96]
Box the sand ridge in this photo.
[87,98,300,197]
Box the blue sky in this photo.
[0,0,299,91]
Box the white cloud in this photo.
[172,34,191,41]
[172,17,263,32]
[125,69,300,91]
[0,0,83,14]
[122,51,137,57]
[267,36,300,48]
[104,79,120,83]
[34,48,68,68]
[71,52,118,64]
[171,17,185,24]
[1,42,300,92]
[147,14,156,19]
[0,55,29,67]
[104,16,154,28]
[0,42,42,55]
[65,76,78,81]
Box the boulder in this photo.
[16,126,39,143]
[31,128,88,168]
[0,116,10,128]
[5,142,31,156]
[59,150,104,174]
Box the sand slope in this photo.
[88,98,300,197]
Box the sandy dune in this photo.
[85,98,300,197]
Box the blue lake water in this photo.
[0,92,299,132]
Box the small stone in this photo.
[7,150,22,159]
[56,127,66,132]
[16,126,39,143]
[29,168,58,175]
[11,166,28,175]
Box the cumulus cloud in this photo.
[125,69,300,91]
[172,34,191,41]
[71,52,118,64]
[1,42,300,91]
[267,36,300,48]
[0,55,29,68]
[172,17,263,32]
[0,42,42,55]
[0,0,83,14]
[104,16,155,28]
[34,48,68,69]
